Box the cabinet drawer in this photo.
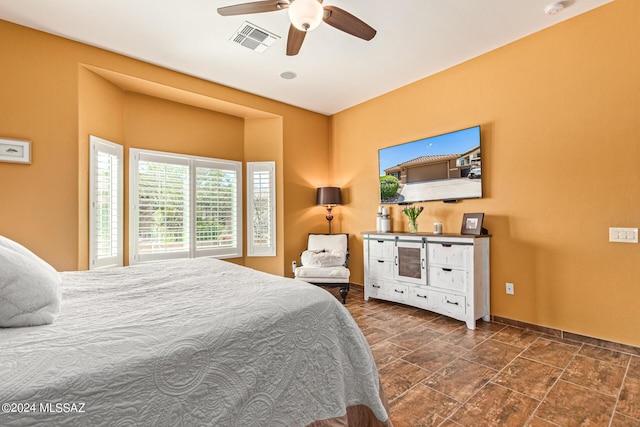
[366,278,388,298]
[429,267,467,293]
[428,243,470,268]
[389,283,409,302]
[436,292,466,315]
[409,287,431,309]
[369,238,395,260]
[369,258,394,280]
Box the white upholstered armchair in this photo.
[293,233,350,303]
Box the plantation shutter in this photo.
[130,149,242,263]
[247,161,276,257]
[131,152,190,262]
[89,136,123,269]
[194,159,241,257]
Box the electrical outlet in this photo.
[505,282,515,295]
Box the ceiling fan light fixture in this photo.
[288,0,323,32]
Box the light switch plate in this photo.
[609,227,638,243]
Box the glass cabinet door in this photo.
[394,239,427,285]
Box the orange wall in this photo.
[244,117,285,275]
[0,19,331,273]
[78,67,125,268]
[124,93,244,160]
[0,21,80,268]
[281,110,334,274]
[331,0,640,346]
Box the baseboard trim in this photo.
[350,283,639,356]
[491,315,640,357]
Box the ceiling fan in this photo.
[217,0,377,56]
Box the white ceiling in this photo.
[0,0,613,115]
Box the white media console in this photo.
[362,232,490,329]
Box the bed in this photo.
[0,257,391,426]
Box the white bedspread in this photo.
[0,258,388,426]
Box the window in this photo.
[247,161,276,257]
[129,149,242,263]
[89,136,123,269]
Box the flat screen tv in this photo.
[379,125,482,204]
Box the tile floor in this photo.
[326,286,640,427]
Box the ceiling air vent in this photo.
[231,21,279,53]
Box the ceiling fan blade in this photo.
[286,24,306,56]
[217,0,289,16]
[322,6,376,41]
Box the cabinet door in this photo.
[394,240,427,285]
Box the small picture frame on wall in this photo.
[0,138,31,164]
[461,212,485,236]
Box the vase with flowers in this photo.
[402,205,424,233]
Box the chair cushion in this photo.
[300,249,346,267]
[294,266,350,284]
[307,234,348,252]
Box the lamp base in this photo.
[325,206,334,234]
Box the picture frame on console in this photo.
[461,212,485,235]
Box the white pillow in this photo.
[0,236,61,327]
[301,249,347,267]
[0,235,58,276]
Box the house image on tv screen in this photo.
[378,126,482,204]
